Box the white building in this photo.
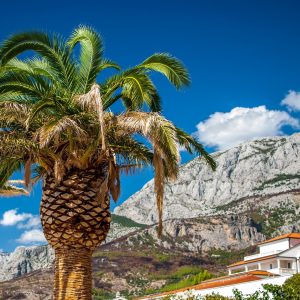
[138,233,300,299]
[228,233,300,276]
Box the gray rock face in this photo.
[114,134,300,224]
[125,215,265,254]
[0,245,54,282]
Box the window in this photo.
[287,262,291,269]
[270,264,273,269]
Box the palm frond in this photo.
[36,116,87,148]
[102,69,161,111]
[68,26,104,93]
[0,184,29,196]
[73,84,105,150]
[0,69,53,99]
[96,58,120,72]
[175,127,216,171]
[0,132,37,159]
[137,53,191,89]
[0,101,30,128]
[0,31,76,90]
[0,158,22,187]
[114,112,180,179]
[153,150,164,236]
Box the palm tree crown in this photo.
[0,26,216,234]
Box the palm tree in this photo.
[0,26,216,300]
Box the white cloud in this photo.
[17,229,46,244]
[17,216,41,229]
[0,209,32,226]
[281,90,300,111]
[196,106,299,151]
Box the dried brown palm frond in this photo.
[0,182,28,197]
[153,150,164,236]
[111,112,180,234]
[108,157,120,202]
[24,158,31,188]
[0,101,30,127]
[73,84,106,150]
[36,116,88,148]
[114,111,180,178]
[0,133,36,159]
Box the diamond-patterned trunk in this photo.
[40,162,111,300]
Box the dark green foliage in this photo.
[208,248,254,266]
[92,288,114,300]
[255,173,300,191]
[144,269,213,296]
[111,214,147,229]
[284,274,300,295]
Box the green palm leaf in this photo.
[137,53,191,89]
[68,26,104,93]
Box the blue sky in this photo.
[1,0,300,252]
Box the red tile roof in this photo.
[257,233,300,245]
[135,271,277,299]
[228,254,276,268]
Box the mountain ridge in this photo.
[114,133,300,224]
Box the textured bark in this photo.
[54,248,92,300]
[40,162,111,300]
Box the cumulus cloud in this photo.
[17,229,46,244]
[0,209,41,229]
[196,106,299,151]
[281,90,300,111]
[0,209,32,226]
[17,216,41,229]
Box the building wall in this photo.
[281,243,300,257]
[290,239,300,248]
[259,239,289,254]
[261,260,278,271]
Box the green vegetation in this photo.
[111,214,147,229]
[149,266,208,281]
[160,270,213,292]
[143,268,213,296]
[284,273,300,294]
[208,248,253,266]
[250,202,299,237]
[92,288,114,300]
[215,199,299,239]
[255,173,300,191]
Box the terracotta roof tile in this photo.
[228,254,276,267]
[136,273,261,300]
[257,233,300,245]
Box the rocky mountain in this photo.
[115,134,300,225]
[102,215,265,256]
[0,245,54,282]
[0,214,145,282]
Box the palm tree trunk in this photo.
[54,247,92,300]
[40,163,111,300]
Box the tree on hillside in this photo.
[0,26,216,300]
